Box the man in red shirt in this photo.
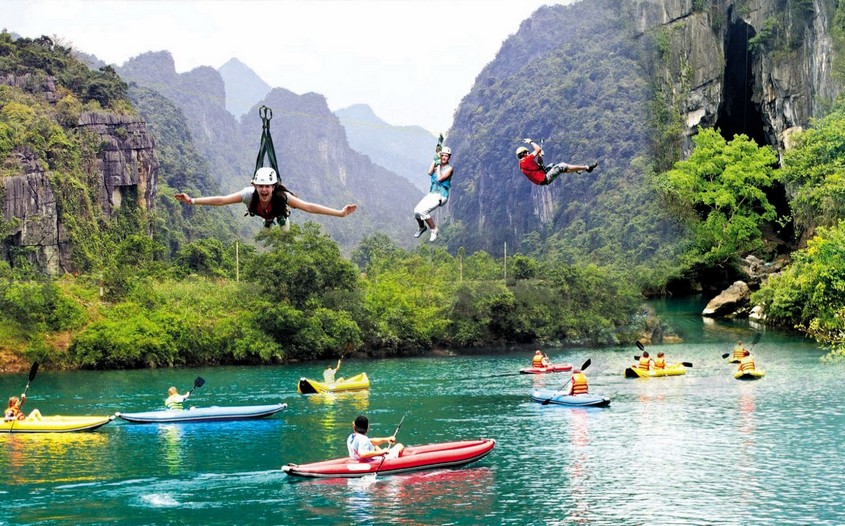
[516,138,596,186]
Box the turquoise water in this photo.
[2,300,844,525]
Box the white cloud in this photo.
[3,0,570,133]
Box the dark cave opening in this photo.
[715,16,769,147]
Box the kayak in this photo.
[519,363,573,375]
[530,390,610,407]
[0,415,115,433]
[116,403,288,423]
[282,438,496,479]
[734,369,766,380]
[298,372,370,394]
[625,362,686,378]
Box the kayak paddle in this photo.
[188,376,205,395]
[9,362,39,433]
[372,415,406,479]
[541,359,591,405]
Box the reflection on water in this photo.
[158,425,184,475]
[1,432,110,485]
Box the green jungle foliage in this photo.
[656,128,779,269]
[0,32,130,112]
[3,225,643,369]
[779,97,845,237]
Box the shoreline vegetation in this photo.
[0,227,646,374]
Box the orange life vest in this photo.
[638,356,651,370]
[654,357,666,370]
[570,372,588,395]
[5,407,24,421]
[739,355,756,372]
[532,355,545,367]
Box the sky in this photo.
[3,0,571,134]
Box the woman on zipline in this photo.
[174,167,357,227]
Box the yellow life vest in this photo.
[654,357,666,369]
[732,346,745,361]
[739,355,756,372]
[638,356,651,370]
[570,372,588,395]
[532,355,545,367]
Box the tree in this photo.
[657,128,779,267]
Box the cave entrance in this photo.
[715,14,769,147]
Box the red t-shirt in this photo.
[519,153,546,185]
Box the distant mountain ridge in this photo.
[218,57,271,118]
[116,51,421,250]
[334,104,437,192]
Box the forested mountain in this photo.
[446,0,681,286]
[117,51,422,249]
[335,104,437,192]
[445,0,843,292]
[218,57,271,119]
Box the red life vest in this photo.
[519,154,546,185]
[570,372,588,395]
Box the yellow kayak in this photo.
[297,372,370,394]
[735,369,765,380]
[0,415,115,433]
[625,363,686,378]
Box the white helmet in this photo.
[440,146,452,156]
[252,167,278,185]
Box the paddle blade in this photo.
[194,377,206,389]
[28,362,39,383]
[751,333,762,346]
[636,341,645,351]
[581,358,592,370]
[634,355,640,360]
[721,353,730,359]
[682,362,693,367]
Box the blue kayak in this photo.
[530,390,611,407]
[116,403,288,423]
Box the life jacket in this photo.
[570,372,588,395]
[532,355,545,367]
[739,355,756,372]
[5,407,24,421]
[246,187,289,224]
[732,346,745,361]
[165,395,184,411]
[654,356,666,370]
[638,356,651,370]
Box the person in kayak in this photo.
[165,387,190,410]
[738,350,756,373]
[532,350,550,368]
[413,147,453,242]
[654,351,667,370]
[323,358,343,385]
[637,351,653,371]
[731,340,747,362]
[4,395,42,421]
[516,138,596,186]
[568,368,589,396]
[174,167,357,228]
[347,415,404,461]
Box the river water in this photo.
[2,298,844,525]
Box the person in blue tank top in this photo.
[413,147,453,242]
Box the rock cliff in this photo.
[1,74,159,274]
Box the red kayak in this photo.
[519,363,573,374]
[282,439,496,479]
